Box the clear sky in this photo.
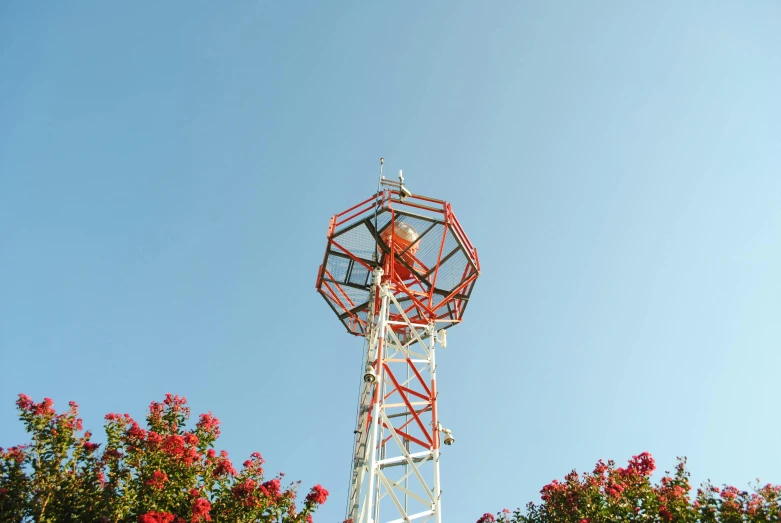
[1,2,780,521]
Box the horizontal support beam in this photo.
[377,450,432,468]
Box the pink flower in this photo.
[16,394,33,410]
[627,452,656,477]
[30,397,55,416]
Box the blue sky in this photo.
[1,2,780,520]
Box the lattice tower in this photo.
[316,169,480,523]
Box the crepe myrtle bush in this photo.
[0,394,328,523]
[477,452,781,523]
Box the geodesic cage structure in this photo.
[316,189,480,337]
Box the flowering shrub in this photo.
[0,394,328,523]
[478,453,781,523]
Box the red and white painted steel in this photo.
[316,173,480,523]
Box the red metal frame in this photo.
[317,191,480,337]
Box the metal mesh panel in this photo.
[320,285,346,315]
[433,247,469,294]
[324,254,350,282]
[410,223,447,271]
[348,264,371,287]
[342,285,370,310]
[334,222,379,263]
[334,209,391,257]
[373,210,392,238]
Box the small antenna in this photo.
[378,165,412,200]
[373,158,384,263]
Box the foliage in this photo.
[0,394,328,523]
[477,453,781,523]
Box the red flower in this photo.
[139,512,175,523]
[1,445,26,462]
[305,484,329,505]
[720,486,739,500]
[147,431,163,447]
[627,452,656,477]
[148,401,165,422]
[241,453,264,474]
[593,460,608,476]
[606,482,624,498]
[163,435,185,457]
[213,452,236,477]
[197,413,221,436]
[128,422,147,440]
[260,478,281,498]
[232,479,257,507]
[32,398,56,416]
[191,497,212,522]
[83,442,100,453]
[476,514,495,523]
[105,448,123,460]
[146,470,169,490]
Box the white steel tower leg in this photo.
[363,281,390,523]
[430,330,441,523]
[347,273,447,523]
